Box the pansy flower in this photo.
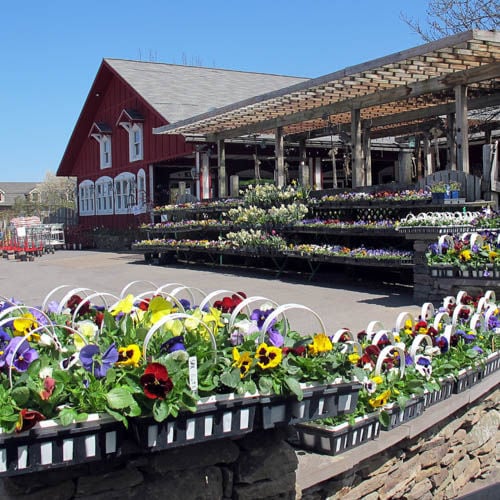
[230,318,259,345]
[148,296,175,324]
[140,362,174,399]
[255,343,282,370]
[12,313,40,342]
[15,409,46,433]
[308,333,333,355]
[40,377,56,400]
[160,336,186,354]
[368,389,391,409]
[66,294,90,316]
[0,328,12,368]
[5,337,39,372]
[109,294,135,317]
[74,319,99,350]
[116,344,141,367]
[415,355,432,379]
[79,343,119,378]
[232,347,253,378]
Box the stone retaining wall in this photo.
[300,388,499,500]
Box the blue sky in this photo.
[1,0,429,182]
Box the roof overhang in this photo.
[153,30,500,142]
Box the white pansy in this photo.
[39,366,53,379]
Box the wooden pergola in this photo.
[153,30,500,195]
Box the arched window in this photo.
[114,172,136,214]
[78,180,95,216]
[95,176,114,215]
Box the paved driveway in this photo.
[0,250,421,334]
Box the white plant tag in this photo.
[188,356,198,393]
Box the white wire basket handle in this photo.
[484,305,499,332]
[365,320,385,339]
[198,289,246,312]
[451,303,475,326]
[420,302,435,321]
[442,295,456,310]
[56,288,99,314]
[259,303,326,344]
[437,234,454,253]
[469,233,484,249]
[119,280,159,298]
[142,312,217,362]
[228,296,280,332]
[71,292,121,327]
[476,297,490,314]
[330,329,361,354]
[469,313,485,332]
[442,324,456,345]
[155,282,188,294]
[455,290,469,305]
[484,290,496,303]
[433,311,451,331]
[41,285,75,312]
[394,312,415,334]
[371,329,396,346]
[374,345,406,378]
[331,328,355,343]
[409,334,433,361]
[168,285,207,308]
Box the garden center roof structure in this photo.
[154,30,500,188]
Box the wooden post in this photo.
[446,113,457,171]
[275,127,285,188]
[195,150,201,200]
[217,139,227,198]
[201,152,210,200]
[314,157,323,190]
[455,85,470,173]
[398,150,413,184]
[362,127,372,186]
[230,175,239,197]
[351,108,363,187]
[423,136,433,176]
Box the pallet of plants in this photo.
[0,284,365,475]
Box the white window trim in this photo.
[91,133,112,169]
[134,168,147,214]
[114,172,136,214]
[0,189,5,203]
[79,180,95,216]
[119,122,143,162]
[95,176,114,215]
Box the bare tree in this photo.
[37,171,76,207]
[401,0,499,42]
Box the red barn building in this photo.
[57,59,307,230]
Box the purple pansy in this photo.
[0,328,12,368]
[160,336,186,354]
[4,337,39,372]
[79,343,119,378]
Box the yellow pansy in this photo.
[109,294,135,316]
[255,343,282,369]
[13,313,40,342]
[348,353,360,364]
[459,249,472,262]
[148,296,175,324]
[74,319,99,350]
[369,389,391,408]
[203,307,225,329]
[371,375,383,385]
[116,344,141,367]
[308,333,333,355]
[232,347,253,378]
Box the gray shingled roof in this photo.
[105,59,308,123]
[0,182,40,207]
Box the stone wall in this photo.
[0,429,298,500]
[301,388,499,500]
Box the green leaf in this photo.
[75,412,89,422]
[59,408,78,426]
[258,376,273,395]
[220,368,241,389]
[106,387,135,409]
[285,377,303,400]
[153,399,169,422]
[11,386,30,406]
[105,368,117,384]
[379,410,390,428]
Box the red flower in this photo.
[213,292,246,313]
[95,311,104,326]
[15,409,46,433]
[40,377,56,400]
[282,345,306,357]
[66,294,90,316]
[140,362,174,400]
[138,297,151,311]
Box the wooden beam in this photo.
[446,113,457,171]
[205,63,500,141]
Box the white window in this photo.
[78,180,95,216]
[90,133,112,169]
[114,172,136,214]
[119,122,143,162]
[95,177,114,215]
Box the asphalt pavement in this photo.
[0,249,421,335]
